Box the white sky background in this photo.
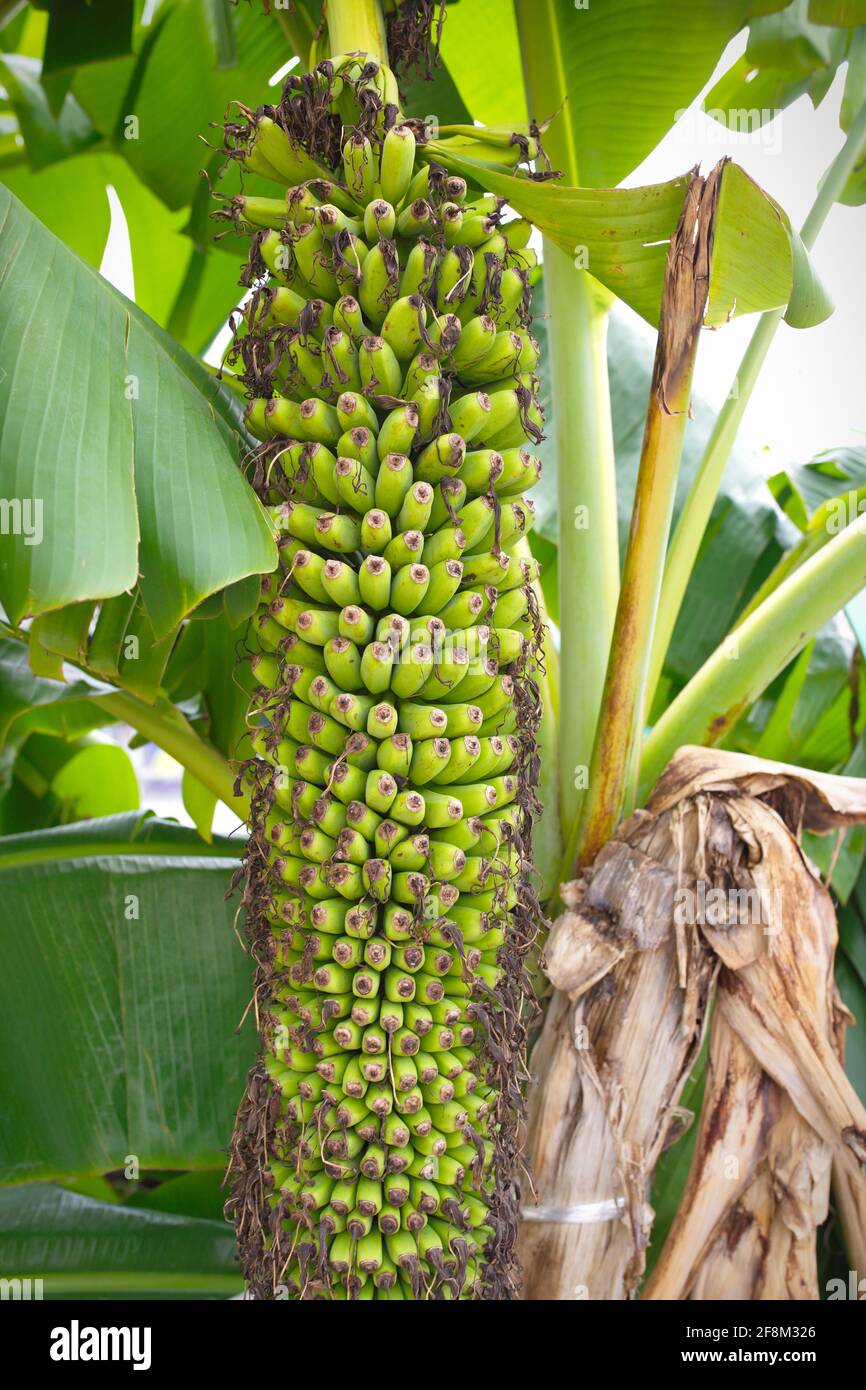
[97,32,866,833]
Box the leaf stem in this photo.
[0,838,238,869]
[515,0,620,867]
[573,168,720,869]
[325,0,388,61]
[546,251,619,852]
[639,515,866,797]
[92,691,248,820]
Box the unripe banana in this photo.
[225,60,545,1303]
[379,124,416,206]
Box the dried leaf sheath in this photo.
[519,806,717,1299]
[521,747,866,1301]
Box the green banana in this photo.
[225,55,545,1304]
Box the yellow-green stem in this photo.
[516,0,620,867]
[573,168,720,870]
[1,623,246,822]
[93,691,248,821]
[326,0,388,61]
[546,250,619,848]
[639,515,866,798]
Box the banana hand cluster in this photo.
[224,56,544,1302]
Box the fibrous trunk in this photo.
[219,57,546,1300]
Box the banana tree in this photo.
[1,0,865,1300]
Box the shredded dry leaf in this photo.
[519,747,866,1301]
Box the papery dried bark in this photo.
[519,812,717,1299]
[520,747,866,1301]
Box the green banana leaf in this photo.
[736,447,866,650]
[25,586,201,709]
[48,738,138,812]
[164,608,256,763]
[705,0,849,128]
[0,637,110,749]
[0,813,253,1186]
[422,151,831,329]
[124,1169,229,1222]
[71,0,278,213]
[0,600,253,832]
[512,0,761,189]
[0,1183,240,1298]
[770,444,866,525]
[4,2,303,353]
[42,0,135,76]
[0,185,276,636]
[839,30,866,203]
[729,635,866,898]
[438,0,527,130]
[182,767,218,843]
[9,732,139,823]
[26,588,182,705]
[809,0,866,24]
[732,632,864,770]
[706,1,866,205]
[0,720,141,835]
[0,150,115,265]
[0,51,96,169]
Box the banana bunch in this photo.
[224,57,544,1302]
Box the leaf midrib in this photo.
[0,843,240,869]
